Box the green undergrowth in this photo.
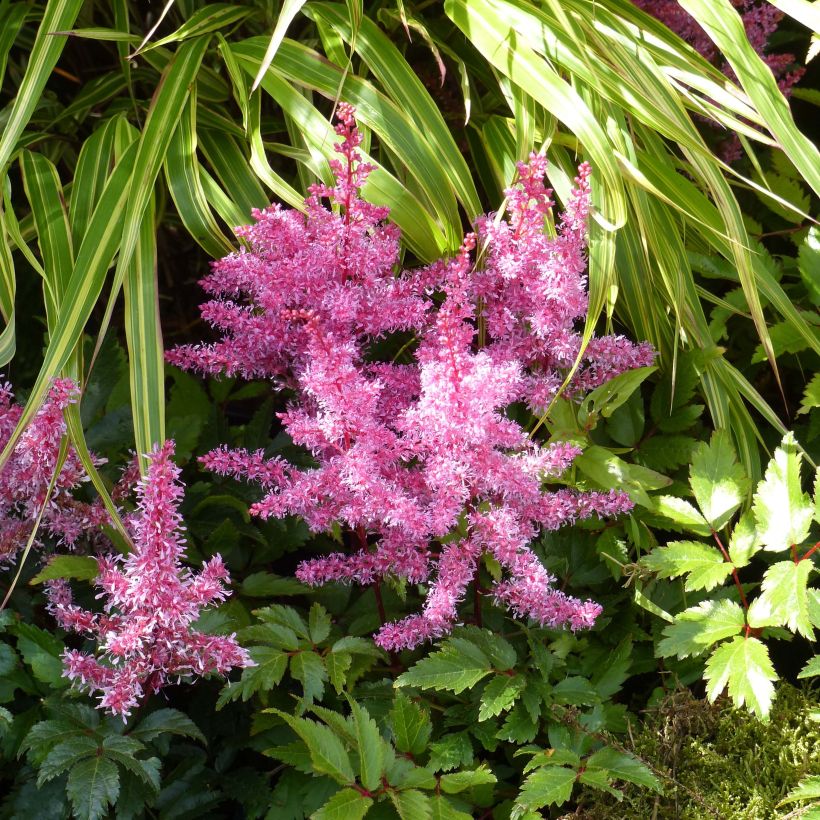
[575,684,820,820]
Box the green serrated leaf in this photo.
[272,711,355,784]
[129,708,206,744]
[652,495,711,536]
[439,765,497,794]
[728,511,760,568]
[516,765,577,810]
[747,560,815,639]
[497,704,539,744]
[704,636,776,719]
[14,623,68,687]
[29,555,100,585]
[219,647,288,705]
[395,640,492,693]
[347,700,385,792]
[308,603,332,644]
[690,431,749,530]
[800,374,820,419]
[753,433,814,551]
[291,651,328,705]
[478,674,526,721]
[642,541,732,592]
[38,736,99,785]
[311,788,373,820]
[326,652,353,695]
[389,789,432,820]
[428,733,473,772]
[66,755,120,820]
[584,747,661,791]
[780,775,820,806]
[658,599,746,659]
[798,656,820,679]
[390,694,432,756]
[429,794,473,820]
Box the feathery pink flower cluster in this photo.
[47,442,252,717]
[170,105,653,651]
[0,378,107,563]
[635,0,804,95]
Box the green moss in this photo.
[574,684,820,820]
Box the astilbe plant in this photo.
[0,377,107,563]
[46,441,252,717]
[169,105,654,651]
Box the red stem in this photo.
[802,542,819,562]
[712,530,748,611]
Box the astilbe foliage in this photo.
[169,105,654,651]
[47,441,252,717]
[0,377,106,563]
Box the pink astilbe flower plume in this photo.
[0,377,107,563]
[47,442,252,717]
[170,107,655,651]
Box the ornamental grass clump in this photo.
[169,105,654,651]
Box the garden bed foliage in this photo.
[0,0,818,818]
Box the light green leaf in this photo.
[14,623,69,687]
[690,430,749,530]
[704,636,777,719]
[728,511,760,568]
[658,599,746,659]
[311,788,372,820]
[798,656,820,680]
[642,541,732,592]
[652,495,711,536]
[439,765,497,794]
[290,651,327,704]
[429,795,473,820]
[780,775,820,807]
[395,640,492,694]
[752,433,814,551]
[799,373,820,416]
[308,603,332,644]
[250,0,307,92]
[347,700,385,792]
[584,747,661,791]
[516,765,577,810]
[29,555,99,585]
[66,755,120,820]
[478,674,526,721]
[747,559,815,638]
[326,652,352,694]
[578,366,657,426]
[273,711,355,784]
[390,694,432,756]
[427,733,473,773]
[389,789,432,820]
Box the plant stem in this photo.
[712,530,748,611]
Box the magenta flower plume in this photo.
[170,107,654,651]
[47,441,252,717]
[0,377,107,563]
